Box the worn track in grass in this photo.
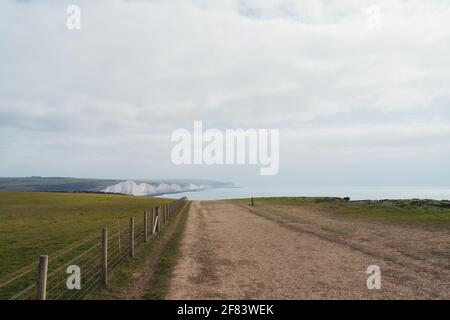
[91,203,190,300]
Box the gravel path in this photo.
[166,201,449,299]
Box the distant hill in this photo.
[0,177,121,192]
[0,177,234,194]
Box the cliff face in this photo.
[101,180,207,196]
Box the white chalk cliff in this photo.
[101,180,207,196]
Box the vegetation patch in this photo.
[90,202,191,300]
[0,192,170,280]
[231,197,450,228]
[143,202,190,299]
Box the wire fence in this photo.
[0,197,188,300]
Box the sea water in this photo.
[158,186,450,201]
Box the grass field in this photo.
[232,197,450,228]
[0,192,171,281]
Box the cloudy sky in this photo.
[0,0,449,187]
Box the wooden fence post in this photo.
[38,255,48,300]
[154,207,158,233]
[102,228,108,286]
[117,220,121,250]
[150,208,154,238]
[144,211,148,243]
[153,207,159,234]
[251,197,254,206]
[129,218,135,258]
[158,206,162,230]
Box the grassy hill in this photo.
[0,177,120,192]
[0,192,171,281]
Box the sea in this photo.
[157,186,450,201]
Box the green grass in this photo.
[0,192,171,281]
[232,197,450,227]
[90,202,190,300]
[143,202,190,299]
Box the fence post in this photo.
[102,228,108,286]
[158,206,162,231]
[38,255,48,300]
[251,197,254,206]
[153,207,156,233]
[117,220,121,250]
[150,208,154,238]
[154,207,158,233]
[129,218,135,258]
[144,211,148,243]
[154,207,159,234]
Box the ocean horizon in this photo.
[157,186,450,201]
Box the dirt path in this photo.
[166,201,450,299]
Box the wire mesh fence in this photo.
[0,197,187,300]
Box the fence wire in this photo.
[0,198,187,300]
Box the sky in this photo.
[0,0,449,187]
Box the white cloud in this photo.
[0,0,449,186]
